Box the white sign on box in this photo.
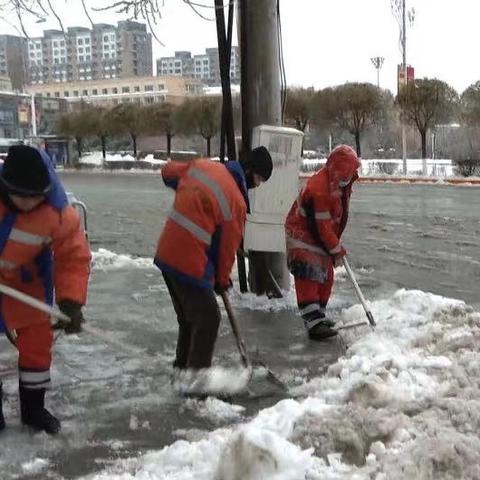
[244,125,303,253]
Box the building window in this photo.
[158,84,164,90]
[134,86,140,92]
[78,47,84,54]
[92,88,98,95]
[82,89,88,96]
[64,91,69,97]
[122,86,130,93]
[104,53,110,59]
[54,92,60,97]
[46,92,51,97]
[78,38,83,45]
[102,88,108,94]
[144,85,153,92]
[79,56,84,62]
[73,90,79,97]
[85,38,90,45]
[112,87,118,93]
[103,35,109,42]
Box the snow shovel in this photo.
[0,283,144,356]
[336,257,376,331]
[220,292,287,391]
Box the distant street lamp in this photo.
[370,56,385,88]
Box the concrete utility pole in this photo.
[370,56,385,88]
[239,0,289,295]
[401,0,407,175]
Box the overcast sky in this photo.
[2,0,479,94]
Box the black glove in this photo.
[214,279,233,295]
[57,300,84,334]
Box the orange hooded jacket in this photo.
[0,159,91,332]
[285,145,360,281]
[155,159,248,289]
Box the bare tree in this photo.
[143,102,181,157]
[285,87,315,132]
[77,106,113,161]
[110,103,145,158]
[313,83,387,157]
[180,97,221,157]
[0,1,219,42]
[397,78,458,159]
[56,107,93,161]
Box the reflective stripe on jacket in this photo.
[155,159,247,289]
[285,146,359,281]
[0,153,91,332]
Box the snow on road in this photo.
[2,249,479,479]
[77,255,480,480]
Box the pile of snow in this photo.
[80,152,136,165]
[172,366,252,397]
[92,248,154,271]
[83,288,480,479]
[141,154,167,165]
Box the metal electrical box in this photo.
[244,125,303,252]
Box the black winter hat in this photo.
[242,146,273,181]
[1,145,51,197]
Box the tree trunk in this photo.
[132,134,137,159]
[166,133,172,157]
[206,137,211,157]
[75,136,83,160]
[420,129,427,159]
[354,131,361,157]
[100,136,107,160]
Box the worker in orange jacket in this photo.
[0,145,91,435]
[155,147,273,370]
[285,145,361,340]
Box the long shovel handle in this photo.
[221,292,250,368]
[0,283,144,356]
[0,283,69,322]
[341,257,376,328]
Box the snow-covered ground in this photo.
[1,247,479,479]
[77,266,480,479]
[2,175,479,479]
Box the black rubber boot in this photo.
[0,383,5,432]
[308,321,338,341]
[19,386,61,435]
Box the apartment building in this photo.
[27,20,152,85]
[157,46,240,85]
[26,75,204,108]
[0,35,28,90]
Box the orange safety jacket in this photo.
[0,161,91,332]
[155,159,248,289]
[285,146,360,282]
